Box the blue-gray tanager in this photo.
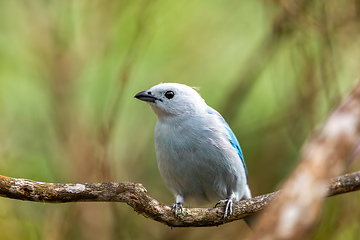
[135,83,251,218]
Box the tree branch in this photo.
[249,82,360,239]
[0,171,359,227]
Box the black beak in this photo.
[134,90,158,102]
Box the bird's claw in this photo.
[215,197,233,219]
[172,202,183,216]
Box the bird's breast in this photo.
[154,118,246,203]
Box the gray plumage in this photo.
[135,83,251,218]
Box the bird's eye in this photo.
[165,91,175,99]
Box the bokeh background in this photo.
[0,1,360,239]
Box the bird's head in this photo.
[134,83,207,118]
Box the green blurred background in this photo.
[0,1,359,239]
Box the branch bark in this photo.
[0,171,359,228]
[249,82,360,239]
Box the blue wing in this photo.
[208,110,248,177]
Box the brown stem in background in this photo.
[98,0,154,181]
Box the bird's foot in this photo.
[171,202,183,216]
[215,196,233,219]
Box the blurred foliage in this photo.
[0,0,359,239]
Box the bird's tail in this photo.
[242,185,257,229]
[244,215,257,228]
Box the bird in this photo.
[134,83,251,219]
